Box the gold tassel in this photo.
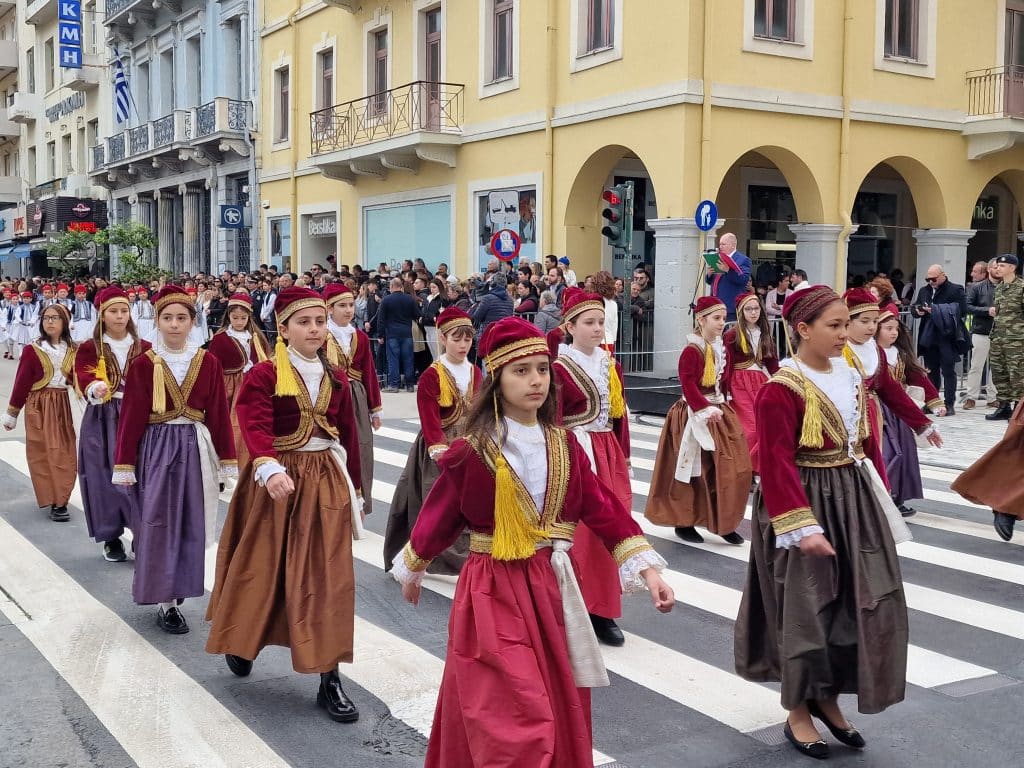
[274,336,300,397]
[799,382,826,449]
[608,354,626,419]
[739,326,750,355]
[435,361,455,408]
[842,345,862,375]
[700,342,717,387]
[152,356,167,415]
[489,393,545,560]
[326,337,341,368]
[93,344,112,402]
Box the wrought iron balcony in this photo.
[130,125,151,155]
[194,98,250,140]
[92,144,105,172]
[309,81,463,183]
[108,134,126,164]
[964,66,1024,159]
[104,0,149,27]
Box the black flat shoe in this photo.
[986,403,1012,421]
[674,526,704,544]
[318,670,359,722]
[720,531,745,545]
[783,721,829,760]
[807,700,866,749]
[225,654,253,677]
[49,505,70,522]
[899,504,916,518]
[103,539,127,562]
[157,606,189,634]
[994,511,1016,542]
[589,614,625,647]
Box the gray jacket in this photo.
[966,279,996,336]
[533,304,562,335]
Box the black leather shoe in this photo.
[986,403,1012,421]
[943,406,955,417]
[318,670,359,722]
[783,721,830,760]
[807,700,866,749]
[674,526,704,544]
[994,511,1016,542]
[899,504,916,518]
[157,606,189,634]
[103,539,127,562]
[49,505,70,522]
[225,654,253,677]
[589,614,625,647]
[720,531,745,545]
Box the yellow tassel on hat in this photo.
[700,342,717,388]
[152,356,167,415]
[274,336,301,397]
[435,360,455,408]
[608,355,626,419]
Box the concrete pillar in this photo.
[789,224,846,289]
[157,191,174,273]
[182,184,203,276]
[648,217,723,378]
[912,228,975,292]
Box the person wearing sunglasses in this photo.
[910,265,968,416]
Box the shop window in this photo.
[476,187,537,271]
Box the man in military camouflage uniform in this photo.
[986,253,1024,421]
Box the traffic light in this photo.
[601,182,634,250]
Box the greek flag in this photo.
[112,47,131,124]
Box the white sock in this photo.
[158,601,177,612]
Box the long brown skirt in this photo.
[644,400,752,534]
[224,371,249,468]
[951,400,1024,519]
[735,462,908,715]
[350,379,375,518]
[205,450,355,674]
[382,430,469,575]
[24,387,77,508]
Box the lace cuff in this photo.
[693,405,723,422]
[370,407,384,421]
[428,444,448,461]
[389,550,426,587]
[1,413,16,430]
[112,467,137,485]
[618,549,668,594]
[254,460,287,487]
[775,524,825,549]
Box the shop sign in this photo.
[308,214,337,238]
[68,221,97,233]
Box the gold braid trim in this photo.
[770,507,818,536]
[484,336,550,371]
[612,535,654,567]
[402,542,431,573]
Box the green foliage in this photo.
[46,230,96,278]
[96,223,164,285]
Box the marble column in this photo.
[648,217,724,378]
[912,228,975,292]
[789,223,847,289]
[157,191,174,273]
[182,184,203,276]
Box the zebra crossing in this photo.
[0,416,1021,768]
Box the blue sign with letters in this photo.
[694,200,718,232]
[58,1,83,70]
[219,205,245,229]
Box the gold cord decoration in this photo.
[151,356,167,414]
[700,342,717,387]
[607,353,626,418]
[273,337,300,397]
[739,325,750,355]
[434,360,455,408]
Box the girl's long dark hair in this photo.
[460,364,559,452]
[37,306,74,348]
[316,347,345,390]
[883,317,929,380]
[217,306,271,358]
[735,298,776,361]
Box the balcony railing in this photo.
[104,0,146,26]
[130,124,150,155]
[108,133,126,164]
[310,81,464,155]
[967,65,1024,118]
[92,144,104,171]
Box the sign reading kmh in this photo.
[58,1,83,70]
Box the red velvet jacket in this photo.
[114,349,236,472]
[678,341,733,412]
[401,427,653,572]
[553,353,630,459]
[417,360,481,452]
[6,342,75,417]
[324,328,383,414]
[723,328,780,375]
[74,337,151,398]
[207,331,270,375]
[236,360,362,492]
[888,353,943,412]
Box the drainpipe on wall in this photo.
[835,0,854,289]
[699,0,714,205]
[544,0,556,254]
[247,0,261,267]
[287,2,301,274]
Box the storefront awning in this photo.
[0,245,13,262]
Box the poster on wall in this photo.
[478,187,537,271]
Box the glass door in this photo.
[1005,5,1024,115]
[424,9,441,130]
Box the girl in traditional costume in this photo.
[131,286,157,341]
[552,287,634,646]
[113,285,236,635]
[70,284,97,343]
[3,302,77,522]
[736,286,941,759]
[2,290,16,359]
[645,296,752,545]
[875,302,944,517]
[206,293,271,467]
[383,306,480,574]
[393,316,674,768]
[207,286,365,723]
[74,286,150,561]
[841,288,937,490]
[10,291,39,357]
[323,282,382,516]
[724,292,779,473]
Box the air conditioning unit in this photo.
[322,0,360,10]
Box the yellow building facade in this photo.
[257,0,1024,375]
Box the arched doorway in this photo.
[968,170,1024,267]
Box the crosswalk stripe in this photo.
[0,514,290,768]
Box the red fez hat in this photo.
[74,284,88,294]
[56,283,70,293]
[93,285,130,311]
[843,288,881,316]
[436,306,473,336]
[560,287,605,325]
[274,286,325,324]
[226,292,253,312]
[695,295,726,319]
[184,287,197,295]
[153,285,196,315]
[20,291,33,299]
[734,292,761,313]
[782,285,841,326]
[136,285,149,296]
[479,316,550,372]
[42,284,54,293]
[322,282,354,306]
[877,302,901,323]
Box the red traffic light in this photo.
[602,189,622,205]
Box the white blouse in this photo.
[501,417,548,515]
[848,339,880,377]
[104,333,135,372]
[558,344,611,431]
[329,320,357,356]
[39,341,69,388]
[289,347,325,402]
[440,355,473,396]
[226,328,254,372]
[153,340,201,385]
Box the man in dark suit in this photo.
[911,264,968,415]
[705,232,752,321]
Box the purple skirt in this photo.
[78,399,135,543]
[131,423,207,605]
[881,402,924,504]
